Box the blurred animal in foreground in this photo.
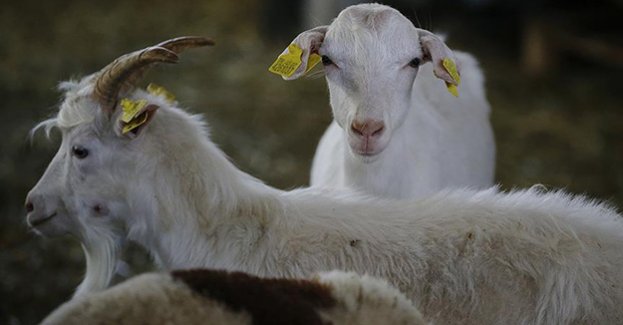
[26,36,623,324]
[42,270,425,325]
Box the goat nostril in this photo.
[351,125,363,136]
[372,125,384,137]
[351,120,384,137]
[25,201,34,213]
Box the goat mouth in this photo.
[351,142,386,157]
[28,212,57,228]
[348,135,388,158]
[355,149,381,157]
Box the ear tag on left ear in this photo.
[147,83,175,104]
[120,98,149,134]
[269,44,305,78]
[306,53,321,73]
[269,44,303,77]
[442,58,461,97]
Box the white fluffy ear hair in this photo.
[278,26,328,80]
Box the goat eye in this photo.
[72,146,89,159]
[321,55,333,66]
[409,58,421,68]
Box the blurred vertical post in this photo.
[521,15,557,77]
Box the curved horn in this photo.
[93,36,214,110]
[156,36,215,53]
[93,47,178,109]
[121,37,216,87]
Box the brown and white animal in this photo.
[279,3,495,199]
[41,270,426,325]
[26,36,623,324]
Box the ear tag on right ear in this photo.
[120,98,149,134]
[442,58,461,97]
[269,44,305,78]
[446,83,459,97]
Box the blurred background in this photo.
[1,0,621,323]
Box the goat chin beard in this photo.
[73,230,123,298]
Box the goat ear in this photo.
[418,29,461,87]
[115,100,159,139]
[270,26,328,80]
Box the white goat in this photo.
[42,269,425,325]
[278,3,495,199]
[27,37,623,324]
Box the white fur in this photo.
[27,53,623,324]
[41,270,426,325]
[286,3,495,199]
[317,271,426,324]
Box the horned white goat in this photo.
[42,269,426,325]
[278,3,495,199]
[26,36,623,324]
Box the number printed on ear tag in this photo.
[269,44,304,78]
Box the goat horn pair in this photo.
[93,36,215,110]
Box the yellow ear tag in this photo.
[442,58,461,97]
[305,53,321,73]
[121,112,149,134]
[147,83,175,104]
[120,98,149,134]
[268,44,306,78]
[446,84,459,97]
[120,98,147,123]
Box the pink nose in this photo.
[351,119,385,138]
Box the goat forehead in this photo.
[56,88,100,129]
[337,3,404,29]
[64,124,99,143]
[326,7,420,67]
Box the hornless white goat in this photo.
[42,270,426,325]
[27,37,623,324]
[278,3,495,199]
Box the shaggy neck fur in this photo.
[124,105,282,271]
